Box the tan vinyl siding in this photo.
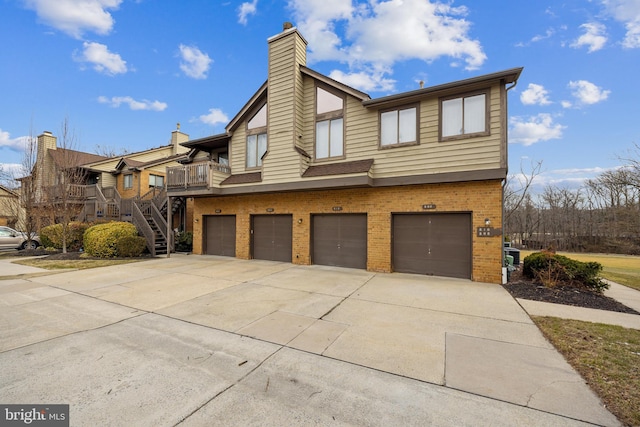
[230,128,246,172]
[263,29,304,184]
[100,173,116,187]
[127,147,173,163]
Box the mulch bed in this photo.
[503,269,639,315]
[3,249,151,261]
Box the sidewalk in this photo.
[517,280,640,329]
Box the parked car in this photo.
[0,226,40,250]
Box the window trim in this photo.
[123,174,133,190]
[439,89,490,142]
[378,103,420,149]
[314,84,345,161]
[149,173,164,188]
[246,103,268,170]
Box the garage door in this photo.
[204,215,236,256]
[252,215,292,262]
[312,214,367,269]
[393,213,471,279]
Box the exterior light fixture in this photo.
[485,218,491,226]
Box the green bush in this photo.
[40,222,90,251]
[83,221,139,258]
[175,231,193,252]
[523,251,608,293]
[115,235,147,257]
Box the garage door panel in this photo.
[313,214,367,269]
[393,213,471,279]
[205,215,236,256]
[252,215,292,263]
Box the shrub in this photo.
[40,222,90,251]
[175,231,193,252]
[523,251,608,293]
[116,235,147,257]
[84,221,139,258]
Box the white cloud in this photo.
[561,100,573,108]
[288,0,486,92]
[571,22,607,52]
[74,41,127,75]
[602,0,640,48]
[178,44,212,79]
[98,96,167,111]
[509,114,565,146]
[520,83,552,106]
[328,69,396,92]
[0,163,23,179]
[531,28,555,43]
[0,129,34,152]
[23,0,122,39]
[238,0,258,25]
[568,80,610,105]
[199,108,229,126]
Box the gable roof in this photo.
[363,67,523,109]
[113,153,188,173]
[49,148,109,168]
[300,66,371,101]
[226,81,268,132]
[0,185,19,197]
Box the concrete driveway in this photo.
[0,255,620,426]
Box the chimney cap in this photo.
[283,22,293,31]
[43,131,52,135]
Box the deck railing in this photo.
[167,161,230,190]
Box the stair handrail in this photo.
[94,184,107,203]
[132,202,156,256]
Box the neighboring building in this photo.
[166,24,522,283]
[0,185,20,228]
[23,126,195,254]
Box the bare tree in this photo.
[94,144,130,158]
[44,119,89,253]
[504,159,543,221]
[11,127,41,245]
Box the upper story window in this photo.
[315,87,344,159]
[440,91,489,140]
[247,104,267,168]
[123,174,133,189]
[149,174,164,188]
[380,105,417,147]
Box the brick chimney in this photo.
[171,123,189,154]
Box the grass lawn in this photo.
[520,250,640,291]
[534,317,640,426]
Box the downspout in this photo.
[502,79,518,282]
[167,195,172,258]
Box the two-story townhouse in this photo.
[167,24,522,284]
[28,127,195,253]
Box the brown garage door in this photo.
[393,213,471,279]
[204,215,236,256]
[312,214,367,269]
[252,215,292,262]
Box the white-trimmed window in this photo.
[380,106,417,147]
[315,87,344,159]
[247,104,267,168]
[149,174,164,188]
[441,91,488,140]
[123,174,133,189]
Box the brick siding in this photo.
[192,180,504,283]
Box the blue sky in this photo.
[1,0,638,190]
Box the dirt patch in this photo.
[503,269,639,315]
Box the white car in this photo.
[0,226,41,250]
